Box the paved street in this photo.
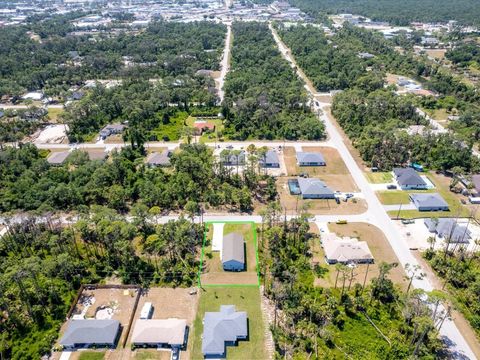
[270,24,475,359]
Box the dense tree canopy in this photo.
[223,22,325,140]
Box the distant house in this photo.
[60,319,120,350]
[322,233,374,264]
[421,37,439,47]
[202,305,248,357]
[131,318,187,348]
[358,52,375,59]
[410,193,449,211]
[393,168,428,190]
[220,150,246,166]
[68,50,81,61]
[195,69,213,77]
[296,152,326,166]
[22,91,43,101]
[221,233,245,271]
[193,120,215,135]
[71,91,84,101]
[424,218,471,243]
[259,150,280,168]
[297,177,335,199]
[47,151,70,165]
[145,150,172,167]
[99,124,126,139]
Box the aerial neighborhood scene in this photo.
[2,0,480,359]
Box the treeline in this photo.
[0,144,276,214]
[289,0,480,26]
[64,79,216,142]
[332,88,479,171]
[0,19,225,97]
[446,43,480,67]
[425,242,480,337]
[0,211,203,359]
[260,207,445,358]
[223,22,325,140]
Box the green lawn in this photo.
[150,111,188,141]
[189,287,267,360]
[365,171,393,184]
[376,191,411,205]
[78,352,105,360]
[47,107,65,122]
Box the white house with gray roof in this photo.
[393,168,427,190]
[296,152,326,166]
[221,233,245,271]
[202,305,247,357]
[410,193,449,211]
[60,319,120,350]
[259,150,280,168]
[297,177,335,199]
[424,218,471,243]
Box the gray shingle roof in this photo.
[202,305,248,356]
[424,218,471,243]
[47,151,70,165]
[296,152,325,164]
[297,177,334,197]
[393,168,427,187]
[146,150,172,166]
[222,233,245,265]
[259,150,279,166]
[60,319,120,347]
[410,193,449,210]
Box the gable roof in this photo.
[322,233,373,263]
[222,233,245,264]
[202,305,248,355]
[260,150,279,165]
[296,152,325,164]
[297,177,334,196]
[393,168,427,187]
[146,150,172,166]
[131,318,187,346]
[47,151,70,165]
[60,319,120,347]
[410,193,449,209]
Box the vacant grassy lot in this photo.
[150,111,188,141]
[277,178,367,215]
[313,223,406,289]
[200,222,259,286]
[189,287,267,360]
[283,146,358,192]
[376,191,411,205]
[47,107,65,122]
[365,171,393,184]
[77,352,104,360]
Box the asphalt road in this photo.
[270,23,475,359]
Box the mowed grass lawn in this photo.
[77,352,105,360]
[385,172,470,219]
[365,171,393,184]
[47,107,65,122]
[189,287,267,360]
[376,191,411,205]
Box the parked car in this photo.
[345,193,354,199]
[387,185,397,190]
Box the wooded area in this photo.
[222,22,325,140]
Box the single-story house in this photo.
[131,318,187,348]
[358,52,375,59]
[410,193,449,211]
[193,120,215,135]
[220,150,246,166]
[202,305,248,357]
[60,319,120,350]
[22,91,43,101]
[393,168,428,190]
[424,218,471,243]
[259,150,280,168]
[322,233,374,264]
[47,151,70,165]
[221,233,245,271]
[145,150,172,167]
[84,150,107,161]
[99,124,126,139]
[297,177,335,199]
[296,152,326,166]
